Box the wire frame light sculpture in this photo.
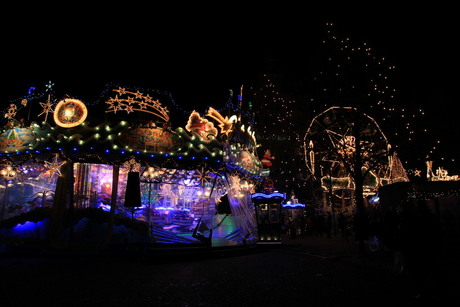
[304,106,392,192]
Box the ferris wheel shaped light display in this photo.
[304,106,391,182]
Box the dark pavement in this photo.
[1,234,458,306]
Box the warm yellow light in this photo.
[54,98,88,128]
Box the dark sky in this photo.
[2,8,457,159]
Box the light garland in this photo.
[309,21,440,174]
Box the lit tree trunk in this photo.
[353,171,367,254]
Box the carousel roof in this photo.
[0,85,267,179]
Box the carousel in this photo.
[0,84,268,251]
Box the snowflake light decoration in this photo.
[193,166,214,186]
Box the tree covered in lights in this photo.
[308,22,427,175]
[302,21,431,250]
[304,106,392,252]
[248,73,310,199]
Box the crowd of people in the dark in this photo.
[284,198,444,301]
[284,209,354,239]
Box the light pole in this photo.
[1,164,17,220]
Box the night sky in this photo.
[2,6,458,171]
[3,9,456,103]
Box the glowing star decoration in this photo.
[185,111,218,142]
[206,107,237,137]
[38,97,54,121]
[44,154,66,178]
[45,80,55,92]
[105,87,170,122]
[53,98,88,128]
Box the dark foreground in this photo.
[1,235,458,307]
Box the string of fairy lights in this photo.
[308,22,454,175]
[250,73,308,194]
[243,20,458,200]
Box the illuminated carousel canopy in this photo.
[0,86,266,178]
[0,84,268,250]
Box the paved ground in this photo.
[1,234,458,306]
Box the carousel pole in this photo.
[67,162,75,245]
[1,164,17,220]
[49,161,73,248]
[1,179,9,221]
[106,164,119,247]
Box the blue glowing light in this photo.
[13,221,37,232]
[282,203,306,208]
[251,192,286,199]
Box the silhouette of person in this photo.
[399,198,442,301]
